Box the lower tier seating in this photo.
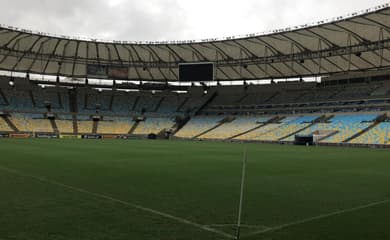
[134,117,175,135]
[1,111,388,145]
[257,116,318,141]
[77,121,93,134]
[10,113,53,133]
[200,116,270,140]
[350,122,390,145]
[0,117,12,132]
[97,117,133,134]
[234,124,282,141]
[56,120,74,133]
[175,116,224,138]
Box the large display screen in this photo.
[179,63,214,82]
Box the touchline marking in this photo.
[243,197,390,238]
[206,223,271,230]
[0,166,235,239]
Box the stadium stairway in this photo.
[195,91,218,115]
[0,89,9,105]
[317,131,339,142]
[92,119,99,134]
[236,93,249,104]
[109,95,114,111]
[128,118,141,134]
[264,91,281,103]
[171,116,191,136]
[132,96,140,111]
[227,116,283,140]
[50,118,59,133]
[69,90,78,113]
[154,97,164,112]
[192,116,235,139]
[279,115,327,141]
[0,115,18,132]
[72,115,78,134]
[29,90,36,107]
[176,97,189,112]
[343,114,387,143]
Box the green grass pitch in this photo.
[0,138,390,240]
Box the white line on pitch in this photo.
[243,198,390,238]
[0,166,235,239]
[206,223,271,230]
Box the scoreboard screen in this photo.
[179,63,214,82]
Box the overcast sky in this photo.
[0,0,387,42]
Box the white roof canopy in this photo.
[1,4,390,81]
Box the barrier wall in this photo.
[102,135,119,140]
[82,135,102,139]
[35,133,59,139]
[59,135,82,139]
[9,133,31,139]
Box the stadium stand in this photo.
[10,113,53,133]
[175,116,224,138]
[200,116,271,140]
[158,95,187,114]
[55,119,75,134]
[234,123,284,141]
[111,94,137,114]
[2,88,34,111]
[134,117,175,135]
[350,121,390,145]
[256,116,318,141]
[97,117,133,134]
[0,75,389,146]
[75,115,93,134]
[0,116,13,132]
[293,114,378,143]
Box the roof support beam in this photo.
[42,38,62,74]
[138,45,170,81]
[126,45,154,81]
[26,38,52,73]
[57,40,71,76]
[11,36,46,71]
[71,41,80,76]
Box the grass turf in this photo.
[0,138,389,240]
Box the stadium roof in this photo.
[1,3,390,82]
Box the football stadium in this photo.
[1,1,390,240]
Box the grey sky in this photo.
[0,0,387,42]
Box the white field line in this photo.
[206,223,271,230]
[0,166,235,239]
[243,198,390,238]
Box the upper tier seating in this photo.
[158,95,186,114]
[31,88,63,110]
[2,89,34,111]
[0,89,7,105]
[86,94,112,111]
[134,96,161,113]
[111,95,137,114]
